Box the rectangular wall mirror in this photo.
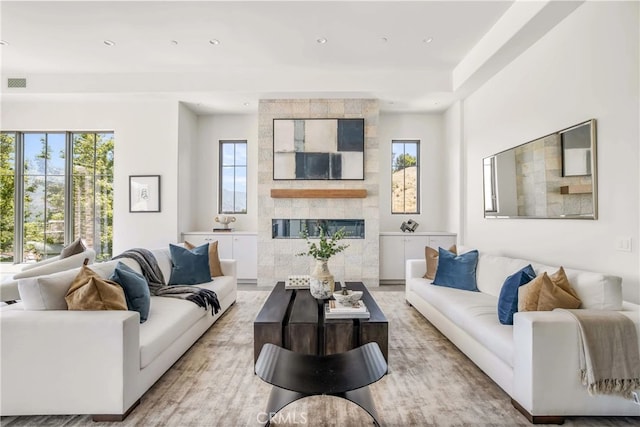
[483,119,597,219]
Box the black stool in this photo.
[255,342,388,426]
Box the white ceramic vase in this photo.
[309,258,335,299]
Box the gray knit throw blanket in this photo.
[560,308,640,399]
[113,248,221,315]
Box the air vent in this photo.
[7,78,26,88]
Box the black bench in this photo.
[254,342,388,426]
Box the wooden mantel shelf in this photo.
[270,189,367,199]
[560,185,592,194]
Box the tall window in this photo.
[72,133,114,260]
[483,156,497,212]
[0,131,114,263]
[0,133,16,262]
[391,140,419,214]
[219,140,247,214]
[22,133,66,261]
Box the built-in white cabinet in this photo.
[379,232,457,283]
[182,232,257,283]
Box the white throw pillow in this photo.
[13,250,95,279]
[18,260,121,310]
[476,253,532,298]
[18,269,78,310]
[532,262,622,310]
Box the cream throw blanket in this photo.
[559,309,640,398]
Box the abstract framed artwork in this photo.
[273,118,365,180]
[129,175,161,213]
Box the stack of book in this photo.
[325,300,370,319]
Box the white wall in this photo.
[1,96,181,254]
[378,113,449,232]
[459,1,640,302]
[177,103,198,235]
[193,113,258,233]
[444,101,463,237]
[193,112,447,237]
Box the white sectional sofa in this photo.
[405,251,640,424]
[0,247,237,420]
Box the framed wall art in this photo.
[273,118,364,180]
[129,175,161,213]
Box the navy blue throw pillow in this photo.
[432,248,479,292]
[497,264,536,325]
[168,243,211,285]
[110,262,151,323]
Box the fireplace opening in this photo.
[272,219,365,239]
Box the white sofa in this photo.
[0,248,97,302]
[0,247,237,420]
[405,251,640,424]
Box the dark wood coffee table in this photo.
[253,281,388,363]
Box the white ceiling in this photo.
[0,0,556,114]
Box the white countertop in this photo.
[379,231,456,236]
[182,231,258,235]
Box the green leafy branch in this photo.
[297,226,349,260]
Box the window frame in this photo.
[391,140,420,215]
[218,140,247,214]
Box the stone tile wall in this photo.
[257,99,380,287]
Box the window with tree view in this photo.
[219,140,247,214]
[0,133,16,262]
[0,131,114,264]
[72,133,114,261]
[391,140,420,214]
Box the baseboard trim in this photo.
[92,399,140,422]
[511,399,565,425]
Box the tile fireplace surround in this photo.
[257,99,380,287]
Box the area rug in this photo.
[1,290,637,426]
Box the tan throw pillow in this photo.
[549,267,580,299]
[518,273,547,312]
[519,267,582,312]
[537,267,582,311]
[65,265,127,311]
[423,245,457,280]
[185,240,224,277]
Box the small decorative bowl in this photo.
[332,290,363,305]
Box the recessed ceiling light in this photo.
[0,40,9,46]
[381,37,388,43]
[243,102,250,106]
[103,40,115,46]
[316,37,328,44]
[423,37,433,44]
[170,40,179,45]
[209,39,220,45]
